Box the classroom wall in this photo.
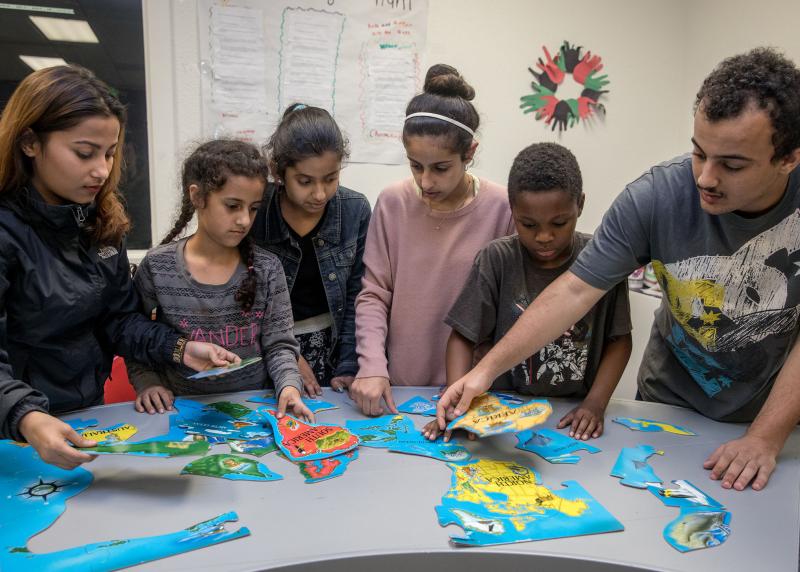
[679,0,800,138]
[142,0,800,244]
[142,0,692,246]
[140,0,800,398]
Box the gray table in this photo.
[34,387,800,572]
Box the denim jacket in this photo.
[251,184,371,377]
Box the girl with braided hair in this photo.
[128,139,312,421]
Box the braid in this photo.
[160,191,195,245]
[235,235,258,312]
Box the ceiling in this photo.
[0,0,144,90]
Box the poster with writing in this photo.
[198,0,428,164]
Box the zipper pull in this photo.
[72,206,86,226]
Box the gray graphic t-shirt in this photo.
[571,154,800,421]
[446,233,631,396]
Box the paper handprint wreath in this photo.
[520,41,610,132]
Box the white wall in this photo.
[142,0,693,249]
[140,0,800,397]
[142,0,800,243]
[680,0,800,138]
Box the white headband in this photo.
[404,112,475,137]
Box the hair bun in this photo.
[423,64,475,100]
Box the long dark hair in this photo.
[403,64,479,158]
[265,103,349,181]
[162,139,269,311]
[0,64,129,245]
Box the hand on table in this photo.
[298,356,322,397]
[557,399,605,440]
[330,375,354,393]
[19,411,97,470]
[135,385,175,414]
[349,376,397,416]
[704,433,780,491]
[277,386,315,423]
[421,418,476,442]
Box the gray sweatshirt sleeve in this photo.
[259,256,302,397]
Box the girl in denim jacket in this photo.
[252,105,371,395]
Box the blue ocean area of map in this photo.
[610,445,663,488]
[646,479,731,552]
[397,396,437,416]
[345,414,415,447]
[389,435,472,463]
[246,396,337,413]
[437,476,624,546]
[515,428,601,464]
[0,440,248,571]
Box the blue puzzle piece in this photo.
[0,440,248,571]
[246,395,337,413]
[645,479,731,552]
[610,445,663,488]
[663,508,731,552]
[388,432,471,463]
[647,480,725,510]
[345,415,416,447]
[63,418,98,432]
[612,417,696,436]
[397,396,437,416]
[515,428,601,464]
[436,468,624,547]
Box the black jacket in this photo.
[0,188,179,440]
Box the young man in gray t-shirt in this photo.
[437,47,800,493]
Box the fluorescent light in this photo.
[0,3,74,14]
[29,16,98,43]
[19,55,68,71]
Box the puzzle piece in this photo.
[84,440,210,457]
[246,396,337,413]
[613,417,696,436]
[261,409,359,461]
[396,395,437,416]
[388,433,471,463]
[436,458,623,546]
[181,454,282,481]
[610,445,663,488]
[446,393,552,437]
[283,449,359,483]
[515,428,601,464]
[81,423,137,444]
[345,414,415,447]
[0,440,248,571]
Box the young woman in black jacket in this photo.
[0,65,238,470]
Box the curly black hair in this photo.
[162,139,269,311]
[507,142,583,205]
[695,47,800,160]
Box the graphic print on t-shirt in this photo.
[510,298,589,387]
[654,209,800,397]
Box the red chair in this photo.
[104,356,136,404]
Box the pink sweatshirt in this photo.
[355,177,514,386]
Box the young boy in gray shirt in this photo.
[425,143,631,441]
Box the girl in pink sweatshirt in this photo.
[351,64,514,416]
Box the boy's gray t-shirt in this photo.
[446,233,631,396]
[129,238,302,397]
[571,154,800,422]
